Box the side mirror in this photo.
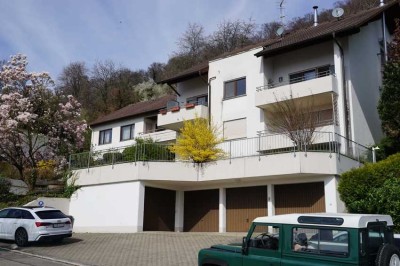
[242,236,248,255]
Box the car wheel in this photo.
[14,228,29,247]
[376,243,400,266]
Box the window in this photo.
[35,210,67,220]
[223,118,246,140]
[99,129,112,145]
[248,224,280,250]
[7,209,22,219]
[313,109,334,126]
[224,78,246,99]
[292,227,349,257]
[121,124,135,141]
[22,210,34,219]
[0,209,10,218]
[187,94,208,106]
[289,65,331,84]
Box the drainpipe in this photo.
[313,6,319,27]
[208,77,216,125]
[333,32,350,142]
[381,0,388,62]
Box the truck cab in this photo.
[198,213,400,266]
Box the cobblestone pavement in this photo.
[0,232,244,266]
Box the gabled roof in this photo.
[159,2,399,85]
[159,61,209,85]
[90,94,176,127]
[255,1,400,57]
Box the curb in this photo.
[0,246,89,266]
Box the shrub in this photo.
[338,153,400,231]
[0,177,11,201]
[169,117,225,163]
[122,138,174,162]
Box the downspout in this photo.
[208,77,216,125]
[381,0,388,62]
[333,33,350,142]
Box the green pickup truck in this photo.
[198,213,400,266]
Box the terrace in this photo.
[70,131,371,170]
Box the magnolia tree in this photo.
[0,54,87,190]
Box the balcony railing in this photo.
[256,70,333,92]
[159,101,208,114]
[70,131,372,170]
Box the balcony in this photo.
[157,102,209,131]
[255,71,338,110]
[138,129,177,143]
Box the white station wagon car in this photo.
[0,206,72,246]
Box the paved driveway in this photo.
[0,232,244,266]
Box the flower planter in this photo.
[159,109,167,115]
[185,103,195,109]
[170,106,180,112]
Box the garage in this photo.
[184,189,219,232]
[143,187,175,231]
[226,186,268,232]
[275,182,325,215]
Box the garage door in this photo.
[143,187,175,231]
[227,186,268,232]
[184,189,218,232]
[275,182,325,215]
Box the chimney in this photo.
[313,6,319,26]
[380,0,385,7]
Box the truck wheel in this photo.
[376,243,400,266]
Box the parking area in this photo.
[0,232,243,266]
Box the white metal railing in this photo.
[69,130,372,170]
[256,70,334,92]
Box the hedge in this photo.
[338,153,400,231]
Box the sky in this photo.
[0,0,339,80]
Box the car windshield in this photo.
[35,210,67,219]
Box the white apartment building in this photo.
[69,2,400,233]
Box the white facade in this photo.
[91,114,176,152]
[70,8,396,233]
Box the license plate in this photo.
[53,223,64,228]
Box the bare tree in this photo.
[147,62,166,82]
[91,60,117,114]
[265,93,318,149]
[178,23,207,58]
[210,19,257,54]
[257,21,282,41]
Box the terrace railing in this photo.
[69,131,372,170]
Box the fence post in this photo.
[87,151,91,172]
[135,144,138,165]
[112,150,115,168]
[143,143,146,165]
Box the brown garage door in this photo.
[143,187,175,231]
[184,189,218,232]
[227,186,268,232]
[275,182,325,215]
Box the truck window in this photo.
[248,224,279,250]
[292,227,349,257]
